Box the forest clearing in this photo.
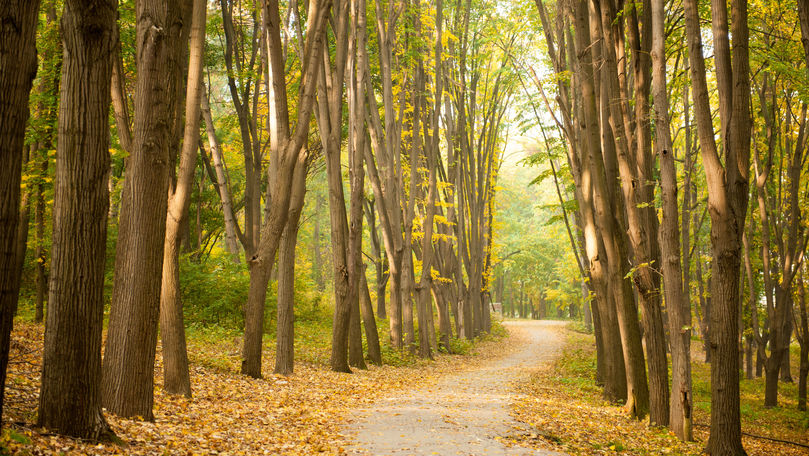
[2,0,809,455]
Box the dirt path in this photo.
[345,320,568,455]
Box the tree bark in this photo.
[363,0,407,349]
[0,0,39,432]
[347,0,369,368]
[683,0,750,450]
[359,264,383,365]
[103,0,187,420]
[571,0,627,403]
[364,197,388,319]
[201,87,241,263]
[240,0,328,378]
[34,150,48,323]
[313,0,352,373]
[797,267,808,411]
[274,160,308,375]
[651,0,692,437]
[595,0,664,423]
[160,0,207,398]
[37,0,116,439]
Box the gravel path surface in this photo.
[346,320,568,455]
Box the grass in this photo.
[510,326,809,455]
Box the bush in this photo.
[180,255,251,330]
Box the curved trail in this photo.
[346,320,568,455]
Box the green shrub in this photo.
[180,255,251,330]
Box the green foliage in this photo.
[180,255,251,330]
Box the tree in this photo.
[363,0,407,349]
[240,0,329,378]
[0,0,40,432]
[160,0,208,398]
[682,0,751,450]
[103,0,189,420]
[651,0,692,438]
[314,0,354,373]
[37,0,117,439]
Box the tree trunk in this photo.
[314,0,352,373]
[652,0,692,435]
[587,0,650,419]
[347,2,368,369]
[37,0,115,439]
[696,248,712,363]
[103,0,187,420]
[364,197,388,319]
[313,195,325,291]
[14,146,32,321]
[745,337,754,380]
[683,0,750,449]
[0,0,39,432]
[359,264,383,365]
[798,269,808,410]
[201,88,240,263]
[363,0,407,349]
[240,0,327,378]
[274,162,307,376]
[35,150,48,323]
[160,0,207,398]
[572,0,627,403]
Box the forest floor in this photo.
[509,329,809,455]
[345,320,567,455]
[4,317,807,455]
[2,315,515,456]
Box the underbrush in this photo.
[510,325,808,455]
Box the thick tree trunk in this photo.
[103,0,187,420]
[37,0,115,439]
[314,0,352,373]
[347,3,369,368]
[160,0,207,398]
[0,0,39,432]
[588,0,650,419]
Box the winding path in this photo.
[346,320,568,455]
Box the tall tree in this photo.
[240,0,329,378]
[314,0,354,373]
[37,0,117,439]
[0,0,40,431]
[651,0,692,439]
[160,0,208,398]
[363,0,408,349]
[103,0,189,420]
[683,0,751,450]
[569,0,628,403]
